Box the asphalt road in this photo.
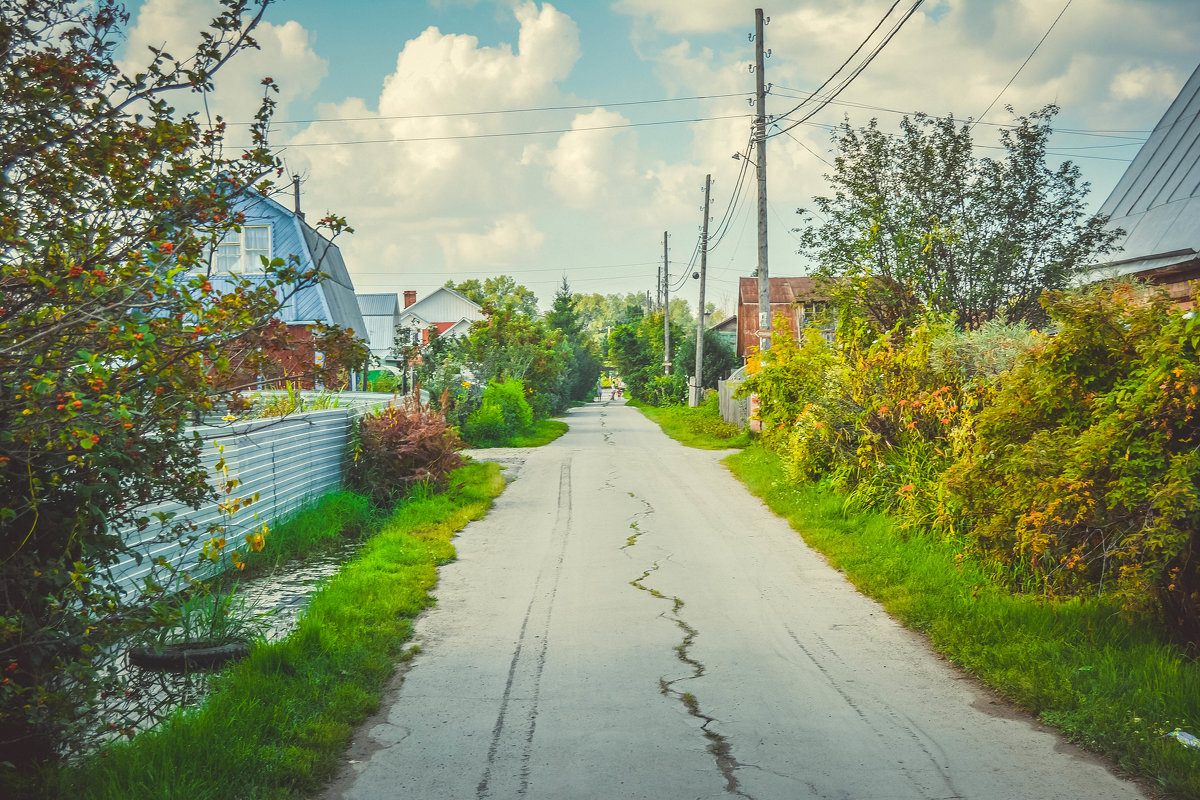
[320,398,1148,800]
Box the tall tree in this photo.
[798,106,1121,330]
[445,275,538,316]
[547,278,602,403]
[0,0,363,761]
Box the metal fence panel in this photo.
[110,407,356,594]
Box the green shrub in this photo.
[368,371,400,393]
[462,379,533,445]
[462,402,508,446]
[928,319,1038,384]
[945,284,1200,649]
[348,400,464,505]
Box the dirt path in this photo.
[320,399,1147,800]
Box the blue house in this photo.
[211,187,368,387]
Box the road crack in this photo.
[624,494,754,799]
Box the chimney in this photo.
[292,174,304,221]
[403,290,417,308]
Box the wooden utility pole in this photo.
[662,231,671,376]
[691,174,711,407]
[754,7,771,351]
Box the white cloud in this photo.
[544,109,635,207]
[612,0,748,35]
[1110,65,1181,102]
[437,214,546,269]
[120,0,327,125]
[285,2,586,288]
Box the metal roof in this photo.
[301,223,368,339]
[737,276,825,305]
[356,292,400,317]
[1094,61,1200,273]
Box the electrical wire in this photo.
[227,91,755,126]
[350,260,660,276]
[239,112,751,148]
[706,159,754,252]
[769,0,904,124]
[972,0,1073,129]
[777,126,833,167]
[705,136,755,252]
[770,84,1152,140]
[769,0,926,139]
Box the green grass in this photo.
[468,417,569,449]
[243,491,380,572]
[630,396,750,450]
[725,445,1200,799]
[42,462,505,800]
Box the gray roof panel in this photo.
[300,224,367,338]
[1095,61,1200,272]
[356,293,400,317]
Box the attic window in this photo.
[215,225,271,273]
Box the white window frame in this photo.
[214,224,272,274]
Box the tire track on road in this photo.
[650,451,964,800]
[782,626,962,800]
[476,460,572,799]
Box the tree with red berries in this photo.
[0,0,364,762]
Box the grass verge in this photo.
[630,397,750,450]
[468,417,569,449]
[47,461,505,800]
[724,445,1200,799]
[243,490,382,573]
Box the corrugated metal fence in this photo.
[718,366,751,429]
[111,406,360,594]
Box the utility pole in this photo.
[656,264,662,310]
[691,174,711,407]
[662,230,671,376]
[754,7,771,352]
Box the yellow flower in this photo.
[222,414,238,422]
[461,381,470,388]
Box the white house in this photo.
[398,286,485,345]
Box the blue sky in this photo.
[120,0,1200,312]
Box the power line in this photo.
[706,136,755,252]
[231,91,755,127]
[350,260,660,276]
[769,0,926,139]
[770,85,1152,140]
[972,0,1073,129]
[777,126,833,167]
[770,0,904,124]
[770,105,1138,163]
[240,112,751,148]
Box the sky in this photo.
[118,0,1200,314]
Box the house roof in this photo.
[356,292,400,317]
[437,318,475,339]
[1093,61,1200,275]
[709,315,738,332]
[738,276,825,305]
[402,286,484,322]
[300,223,367,338]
